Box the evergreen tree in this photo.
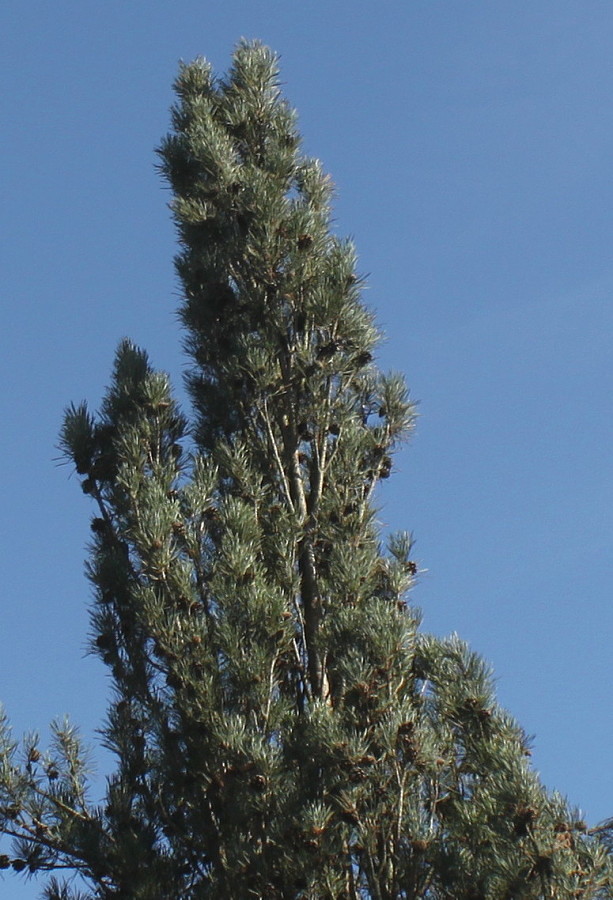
[1,41,611,900]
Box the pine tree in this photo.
[1,41,611,900]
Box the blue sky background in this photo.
[2,2,612,895]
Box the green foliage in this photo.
[1,40,611,899]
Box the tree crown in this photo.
[1,40,611,900]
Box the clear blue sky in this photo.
[2,2,612,895]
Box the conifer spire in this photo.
[0,41,611,900]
